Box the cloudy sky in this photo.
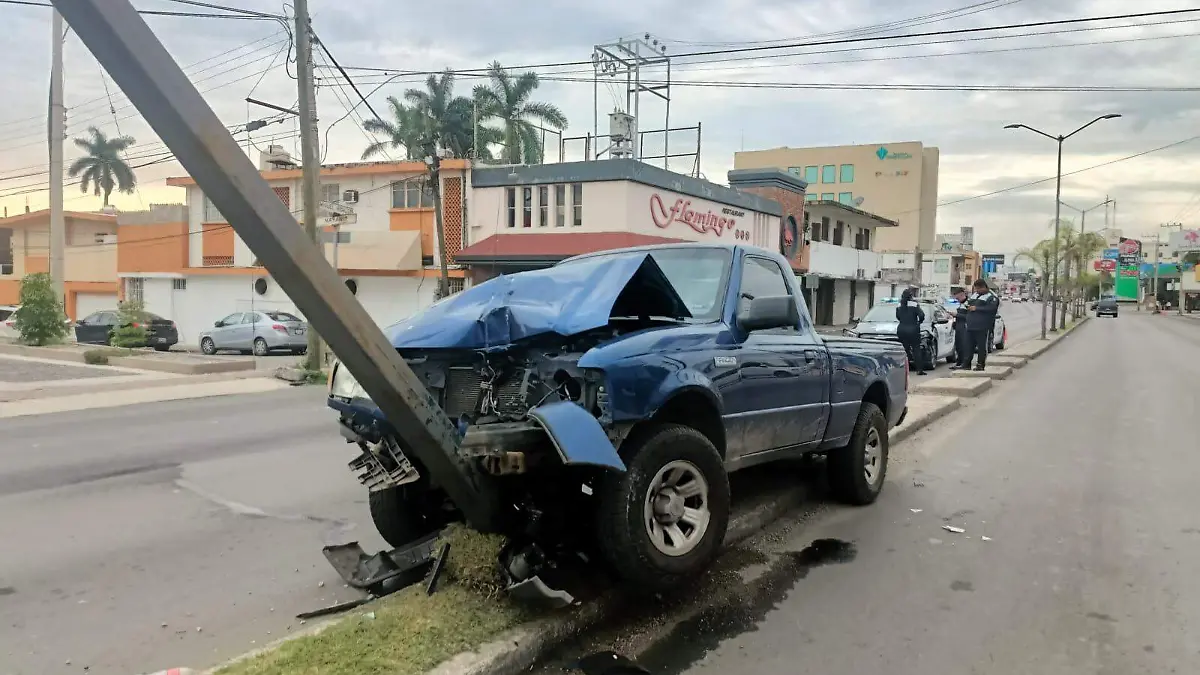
[1,0,1198,254]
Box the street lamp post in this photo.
[1004,114,1121,338]
[1061,197,1113,314]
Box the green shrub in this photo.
[110,298,149,348]
[83,349,111,365]
[14,273,68,346]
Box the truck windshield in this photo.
[563,247,733,322]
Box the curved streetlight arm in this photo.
[1003,123,1057,142]
[1064,114,1122,141]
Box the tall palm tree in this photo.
[1017,239,1059,339]
[473,61,568,164]
[68,126,136,207]
[361,96,426,160]
[402,70,475,159]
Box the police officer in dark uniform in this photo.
[949,288,971,370]
[960,279,999,371]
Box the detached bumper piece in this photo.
[322,532,441,596]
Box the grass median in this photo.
[216,526,535,675]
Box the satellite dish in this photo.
[853,196,866,207]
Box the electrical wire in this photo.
[158,0,283,19]
[337,8,1200,77]
[0,0,280,19]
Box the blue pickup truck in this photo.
[328,243,909,589]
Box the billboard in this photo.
[1169,229,1200,253]
[1115,237,1142,301]
[981,254,1005,275]
[1102,248,1119,260]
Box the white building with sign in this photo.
[458,159,784,276]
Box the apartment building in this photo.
[0,209,120,318]
[733,141,939,253]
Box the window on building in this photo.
[862,228,871,251]
[854,228,863,250]
[126,277,144,304]
[804,194,818,203]
[554,184,566,226]
[571,183,583,226]
[391,178,433,208]
[802,210,811,238]
[447,277,465,295]
[787,167,801,177]
[522,187,532,227]
[832,220,844,246]
[202,194,225,223]
[821,165,836,183]
[538,186,549,227]
[838,192,854,205]
[321,183,341,204]
[804,166,819,184]
[172,278,187,291]
[506,187,517,228]
[839,164,854,183]
[816,216,831,242]
[820,193,835,201]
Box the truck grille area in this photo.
[444,366,529,418]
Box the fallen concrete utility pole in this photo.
[50,0,499,530]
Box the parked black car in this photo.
[75,309,179,350]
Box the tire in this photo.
[595,424,731,591]
[828,402,889,505]
[252,337,269,356]
[368,485,448,549]
[996,329,1006,350]
[153,345,171,352]
[200,337,217,355]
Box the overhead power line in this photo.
[0,0,279,19]
[339,8,1200,77]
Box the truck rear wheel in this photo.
[368,485,448,549]
[828,402,888,505]
[595,424,730,591]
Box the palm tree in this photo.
[473,61,568,164]
[68,126,136,206]
[1017,238,1059,339]
[361,96,426,160]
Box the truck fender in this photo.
[527,400,626,472]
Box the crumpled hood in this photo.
[385,252,691,349]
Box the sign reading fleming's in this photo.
[650,193,747,239]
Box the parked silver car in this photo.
[198,310,308,356]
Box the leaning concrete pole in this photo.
[50,0,499,531]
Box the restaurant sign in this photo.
[650,193,753,241]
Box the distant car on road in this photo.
[75,309,179,350]
[1096,297,1119,317]
[199,310,308,356]
[2,304,80,341]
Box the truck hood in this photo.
[384,252,691,350]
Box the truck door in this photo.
[728,255,830,456]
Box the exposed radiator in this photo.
[444,366,528,417]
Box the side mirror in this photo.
[737,295,799,333]
[213,321,223,328]
[75,319,85,326]
[851,316,861,324]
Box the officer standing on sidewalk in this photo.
[949,288,971,370]
[960,279,1000,371]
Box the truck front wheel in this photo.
[595,424,731,591]
[368,485,449,549]
[828,402,889,505]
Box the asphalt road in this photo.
[621,311,1200,674]
[0,387,376,675]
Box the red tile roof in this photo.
[455,232,688,262]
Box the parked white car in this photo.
[0,305,73,341]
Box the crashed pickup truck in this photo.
[328,243,909,590]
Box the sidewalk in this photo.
[0,376,292,418]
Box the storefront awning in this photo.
[455,232,687,265]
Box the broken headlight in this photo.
[330,361,370,401]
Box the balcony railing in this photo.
[202,255,234,267]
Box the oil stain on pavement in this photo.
[634,539,857,674]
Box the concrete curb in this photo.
[891,395,961,444]
[0,342,253,374]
